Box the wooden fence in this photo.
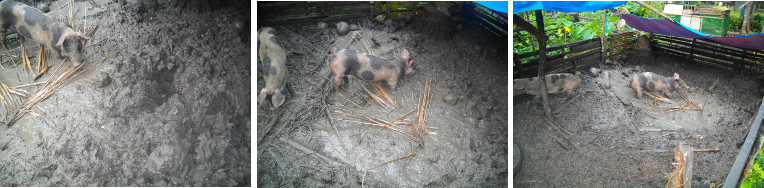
[257,1,507,41]
[258,2,374,25]
[514,29,764,79]
[651,34,764,75]
[257,2,432,25]
[513,30,640,78]
[463,2,508,41]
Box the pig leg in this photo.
[329,61,344,86]
[387,78,398,89]
[663,89,673,98]
[258,89,268,107]
[271,90,285,108]
[0,34,6,48]
[287,82,296,98]
[631,80,643,97]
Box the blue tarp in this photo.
[513,1,627,14]
[475,1,508,14]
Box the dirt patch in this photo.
[513,52,762,187]
[256,8,508,187]
[0,0,250,186]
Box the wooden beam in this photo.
[635,1,675,21]
[513,14,549,42]
[534,9,553,119]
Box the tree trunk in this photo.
[742,1,753,35]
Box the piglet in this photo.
[630,72,688,98]
[258,27,289,108]
[513,73,581,98]
[0,0,89,66]
[328,49,415,88]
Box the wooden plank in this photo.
[654,43,753,71]
[724,96,764,187]
[513,14,548,42]
[680,145,694,188]
[653,36,756,60]
[655,36,744,56]
[469,12,508,37]
[655,42,740,65]
[517,37,601,60]
[570,40,599,53]
[694,39,764,59]
[264,13,367,25]
[261,2,370,20]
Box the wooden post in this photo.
[514,54,522,76]
[690,38,696,63]
[602,10,608,67]
[535,10,552,118]
[680,144,694,188]
[513,14,549,42]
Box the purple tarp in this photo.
[618,13,764,50]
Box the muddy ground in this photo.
[256,6,509,187]
[513,51,763,187]
[0,0,250,186]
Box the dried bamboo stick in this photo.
[338,92,363,109]
[374,144,420,169]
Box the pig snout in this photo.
[329,48,416,88]
[57,31,90,66]
[258,27,289,108]
[671,73,689,91]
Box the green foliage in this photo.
[622,1,666,19]
[742,149,764,188]
[513,9,624,60]
[729,11,764,33]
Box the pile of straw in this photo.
[330,77,437,168]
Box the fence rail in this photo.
[651,34,764,75]
[513,31,641,78]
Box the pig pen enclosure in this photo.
[0,0,250,186]
[257,1,508,187]
[513,29,764,186]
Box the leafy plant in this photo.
[742,148,764,188]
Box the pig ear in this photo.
[55,35,66,47]
[272,90,285,108]
[401,49,410,58]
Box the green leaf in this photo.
[742,179,752,188]
[582,30,594,39]
[562,19,573,27]
[574,27,585,36]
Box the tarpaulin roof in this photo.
[476,1,508,14]
[618,12,764,50]
[513,1,627,14]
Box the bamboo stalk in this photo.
[85,37,107,48]
[5,46,125,126]
[338,92,363,109]
[374,144,420,169]
[353,78,392,108]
